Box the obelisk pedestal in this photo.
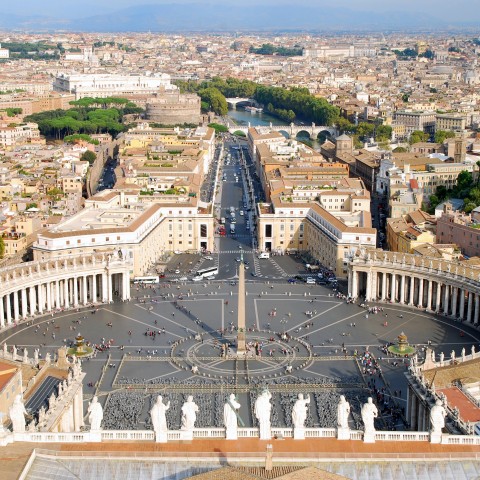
[237,261,246,354]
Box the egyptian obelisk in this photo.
[237,256,246,353]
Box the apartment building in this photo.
[0,123,41,148]
[435,114,467,132]
[393,110,436,136]
[32,190,214,275]
[436,205,480,258]
[256,178,375,278]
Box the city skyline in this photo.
[2,0,480,32]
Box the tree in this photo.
[434,130,455,144]
[198,87,228,116]
[336,117,355,134]
[375,125,392,142]
[393,146,407,153]
[0,236,4,259]
[80,150,97,165]
[409,130,429,145]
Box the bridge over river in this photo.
[228,122,337,140]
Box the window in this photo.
[265,224,272,237]
[106,237,109,241]
[77,240,81,244]
[66,241,70,245]
[92,238,95,243]
[200,224,207,238]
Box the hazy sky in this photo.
[4,0,480,23]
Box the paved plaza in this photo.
[0,279,478,431]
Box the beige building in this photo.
[435,114,467,132]
[0,123,41,148]
[32,190,214,276]
[257,181,375,278]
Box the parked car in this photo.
[306,277,316,284]
[288,278,297,284]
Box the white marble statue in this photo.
[58,382,63,396]
[33,349,39,366]
[23,348,28,364]
[337,395,351,429]
[12,345,17,360]
[88,396,103,431]
[38,406,46,425]
[430,399,446,435]
[224,393,241,440]
[292,393,310,429]
[361,397,378,435]
[181,396,199,431]
[45,352,51,364]
[462,348,466,361]
[451,350,456,362]
[150,395,170,439]
[254,389,272,440]
[9,395,27,433]
[439,352,444,364]
[48,392,56,410]
[472,345,476,357]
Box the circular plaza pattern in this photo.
[0,280,479,430]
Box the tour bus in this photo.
[193,266,219,281]
[230,224,236,234]
[133,276,160,284]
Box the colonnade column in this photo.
[122,273,130,301]
[102,273,108,302]
[451,287,458,318]
[400,275,406,304]
[29,287,36,316]
[443,285,450,316]
[351,271,358,299]
[46,282,52,311]
[82,276,88,305]
[459,289,466,319]
[435,283,442,313]
[73,277,79,307]
[418,279,424,308]
[6,293,12,324]
[427,281,433,310]
[0,297,4,328]
[381,272,387,301]
[38,285,44,314]
[92,274,97,304]
[55,280,60,309]
[475,294,480,326]
[21,289,28,318]
[409,277,415,306]
[390,273,396,302]
[107,274,113,303]
[13,291,19,321]
[63,278,70,309]
[467,292,474,323]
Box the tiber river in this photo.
[227,108,323,151]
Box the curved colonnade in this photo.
[0,252,132,328]
[349,250,480,327]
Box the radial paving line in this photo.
[102,308,183,338]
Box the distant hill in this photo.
[0,3,466,32]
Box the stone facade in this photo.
[145,91,201,125]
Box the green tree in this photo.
[375,125,392,142]
[80,150,97,165]
[393,146,407,153]
[0,236,4,259]
[409,130,429,145]
[434,130,455,144]
[198,87,228,116]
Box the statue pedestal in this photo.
[180,429,194,441]
[363,431,376,443]
[225,428,238,440]
[293,427,305,440]
[337,427,350,440]
[155,431,168,443]
[87,431,102,442]
[430,432,442,444]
